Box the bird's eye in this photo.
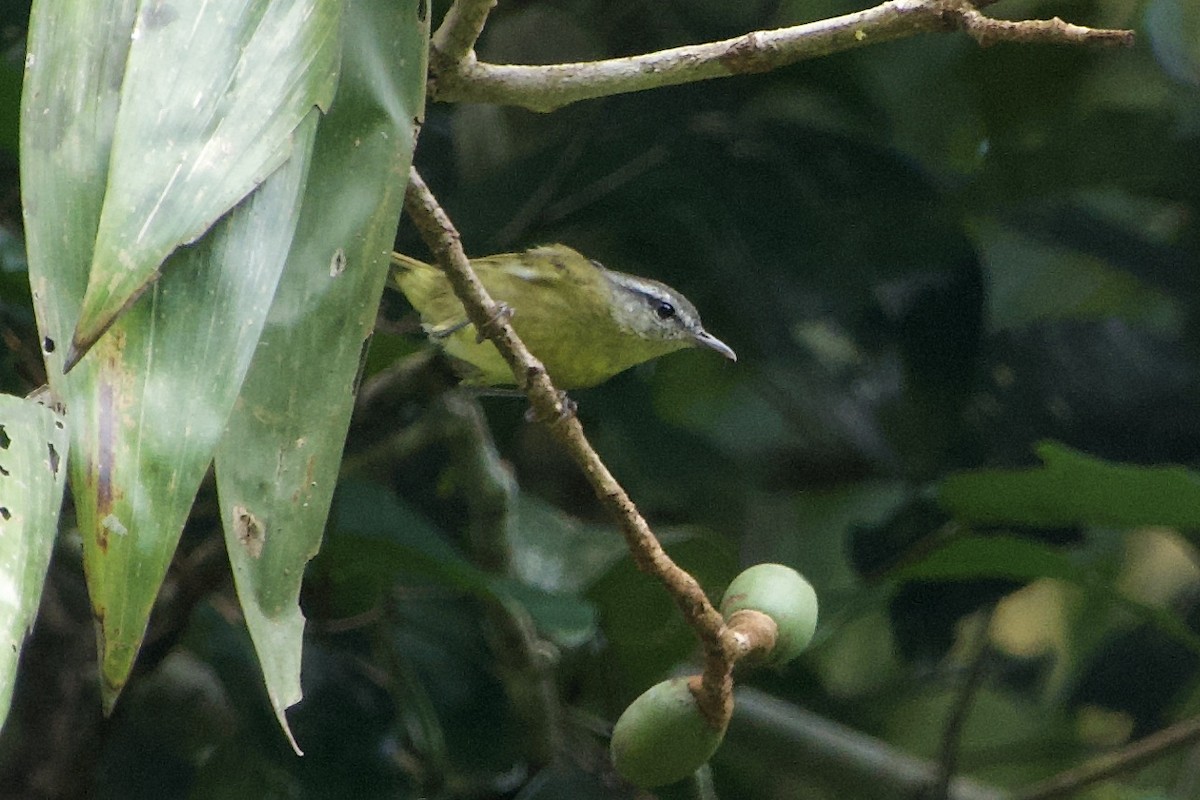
[653,300,676,320]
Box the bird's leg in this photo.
[464,385,575,424]
[429,303,513,340]
[475,302,514,343]
[523,390,576,424]
[555,391,577,419]
[424,319,471,339]
[467,386,526,399]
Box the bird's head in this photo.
[599,265,737,362]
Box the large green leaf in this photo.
[939,441,1200,529]
[20,0,138,706]
[893,534,1078,583]
[213,0,428,752]
[68,0,340,365]
[21,0,340,710]
[0,394,68,727]
[78,132,318,710]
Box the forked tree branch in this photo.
[431,0,496,68]
[402,167,746,729]
[428,0,1133,112]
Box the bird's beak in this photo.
[694,331,737,362]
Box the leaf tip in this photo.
[61,340,86,374]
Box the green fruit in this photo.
[610,677,726,788]
[720,564,818,665]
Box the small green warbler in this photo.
[390,244,736,389]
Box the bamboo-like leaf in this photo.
[21,0,138,360]
[67,0,341,367]
[214,0,428,752]
[77,125,319,710]
[0,395,69,729]
[21,0,137,702]
[21,0,340,710]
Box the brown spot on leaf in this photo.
[98,515,128,553]
[305,454,317,489]
[233,504,266,559]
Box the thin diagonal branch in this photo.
[1013,713,1200,800]
[428,0,1133,112]
[401,167,738,728]
[929,610,994,800]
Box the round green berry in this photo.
[720,564,818,665]
[610,677,726,788]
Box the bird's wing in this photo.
[470,248,607,301]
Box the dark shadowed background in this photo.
[3,0,1199,797]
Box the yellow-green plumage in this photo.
[389,244,735,389]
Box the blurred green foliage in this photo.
[4,0,1200,798]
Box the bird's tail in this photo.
[389,251,436,291]
[389,251,432,275]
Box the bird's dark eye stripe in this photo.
[653,300,675,319]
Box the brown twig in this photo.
[427,0,1133,112]
[401,167,738,729]
[1013,714,1200,800]
[928,610,994,800]
[430,0,496,68]
[951,7,1135,48]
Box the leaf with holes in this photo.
[213,0,428,752]
[21,0,341,712]
[0,395,69,730]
